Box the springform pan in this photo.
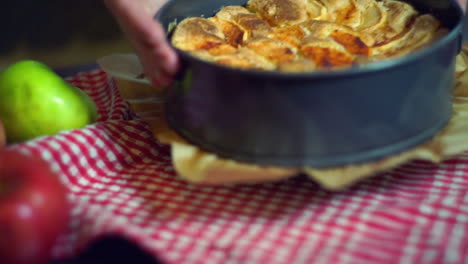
[155,0,464,168]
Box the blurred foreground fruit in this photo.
[0,60,98,143]
[0,120,5,149]
[0,150,70,264]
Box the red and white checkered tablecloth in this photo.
[10,69,468,264]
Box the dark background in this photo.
[1,1,159,263]
[0,0,134,70]
[52,236,162,264]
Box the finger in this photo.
[139,47,178,86]
[154,44,180,77]
[156,74,173,88]
[147,68,173,88]
[130,20,180,80]
[141,55,175,88]
[458,0,467,11]
[129,15,169,48]
[141,23,180,77]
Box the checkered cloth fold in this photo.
[11,69,468,264]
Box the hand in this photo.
[458,0,467,11]
[104,0,179,88]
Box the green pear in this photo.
[0,60,98,143]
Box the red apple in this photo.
[0,150,70,264]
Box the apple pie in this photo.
[171,0,446,72]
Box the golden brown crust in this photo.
[213,48,276,70]
[355,0,387,32]
[301,37,355,68]
[208,17,245,47]
[214,6,271,39]
[299,20,374,57]
[268,25,307,47]
[246,0,310,26]
[171,0,445,72]
[320,0,362,28]
[374,14,440,56]
[171,17,237,56]
[245,37,297,65]
[278,59,317,72]
[371,0,418,44]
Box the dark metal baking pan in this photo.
[155,0,464,168]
